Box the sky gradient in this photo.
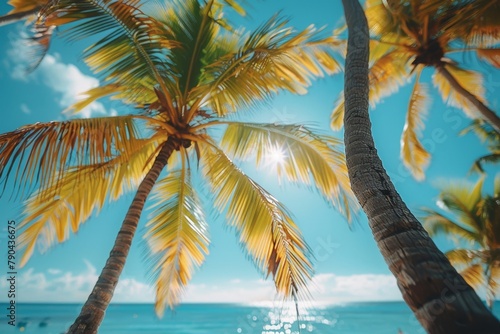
[0,0,498,306]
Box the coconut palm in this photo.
[333,0,500,180]
[341,0,500,332]
[422,175,500,310]
[461,120,500,173]
[0,0,355,332]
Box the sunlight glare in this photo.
[267,145,286,166]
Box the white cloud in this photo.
[20,103,31,114]
[0,261,153,303]
[6,34,107,118]
[47,268,62,275]
[309,273,402,303]
[0,265,405,305]
[37,54,107,118]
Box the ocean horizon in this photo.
[1,301,500,333]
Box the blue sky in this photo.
[0,0,498,306]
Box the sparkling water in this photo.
[1,302,499,333]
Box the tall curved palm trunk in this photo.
[341,1,500,333]
[67,139,178,334]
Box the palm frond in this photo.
[456,1,500,47]
[369,49,410,107]
[421,209,478,243]
[471,154,500,174]
[400,71,431,181]
[365,0,411,41]
[7,0,46,13]
[145,165,209,316]
[0,116,143,197]
[152,0,218,103]
[218,122,358,221]
[433,64,485,118]
[217,0,246,16]
[194,16,343,116]
[477,48,500,68]
[18,136,163,267]
[46,0,176,94]
[437,178,485,228]
[330,90,345,130]
[461,120,500,145]
[445,249,481,267]
[459,263,484,288]
[201,140,313,300]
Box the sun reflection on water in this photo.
[238,302,339,334]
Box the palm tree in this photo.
[0,0,355,332]
[422,175,500,310]
[461,120,500,173]
[333,0,500,180]
[341,0,500,332]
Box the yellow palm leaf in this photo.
[65,84,121,115]
[422,209,478,243]
[18,136,164,267]
[330,90,345,130]
[0,116,144,197]
[369,49,411,107]
[459,263,484,289]
[445,249,481,267]
[218,122,358,221]
[400,72,431,181]
[7,0,45,13]
[432,64,486,118]
[145,165,209,316]
[201,141,313,300]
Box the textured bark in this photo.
[341,1,500,333]
[66,138,178,334]
[0,7,41,27]
[436,65,500,134]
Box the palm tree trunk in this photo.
[66,138,179,334]
[341,1,500,333]
[435,65,500,133]
[0,7,41,27]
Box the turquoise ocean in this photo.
[1,302,500,333]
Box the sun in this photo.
[267,145,286,166]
